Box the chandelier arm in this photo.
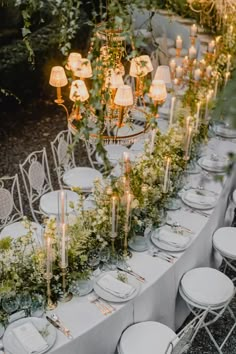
[58,103,70,120]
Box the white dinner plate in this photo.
[214,125,236,138]
[3,317,57,354]
[151,226,192,252]
[198,156,227,173]
[94,271,140,303]
[182,188,217,210]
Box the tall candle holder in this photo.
[59,266,73,303]
[44,274,57,311]
[58,223,73,303]
[44,236,57,310]
[111,195,118,255]
[123,192,133,259]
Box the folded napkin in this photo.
[97,274,135,298]
[12,322,48,354]
[154,227,189,248]
[201,157,226,170]
[185,191,216,206]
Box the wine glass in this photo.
[20,289,32,316]
[87,250,101,272]
[99,248,110,271]
[30,294,45,317]
[2,292,20,315]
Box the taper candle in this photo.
[163,157,171,193]
[176,36,183,49]
[60,190,65,224]
[169,96,176,127]
[184,126,193,160]
[111,196,117,238]
[195,101,201,131]
[190,24,197,37]
[61,223,67,268]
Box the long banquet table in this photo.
[47,134,236,354]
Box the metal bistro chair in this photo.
[51,129,103,192]
[0,174,42,243]
[213,227,236,282]
[117,308,209,354]
[19,148,79,223]
[179,267,236,354]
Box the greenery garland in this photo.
[0,0,236,325]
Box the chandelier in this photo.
[49,24,168,145]
[187,0,236,28]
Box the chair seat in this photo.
[118,321,176,354]
[155,37,175,48]
[40,190,79,216]
[232,190,236,204]
[213,227,236,260]
[181,267,234,308]
[0,221,42,244]
[96,144,133,166]
[63,167,102,191]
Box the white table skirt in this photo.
[47,138,236,354]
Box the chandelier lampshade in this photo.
[75,58,93,78]
[67,52,82,72]
[114,85,134,107]
[105,69,124,89]
[69,80,89,102]
[149,80,167,102]
[154,65,172,85]
[130,55,153,77]
[49,66,68,87]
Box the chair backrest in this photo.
[51,130,76,188]
[19,148,53,222]
[0,174,23,231]
[165,308,209,354]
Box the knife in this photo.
[117,267,145,282]
[46,316,73,339]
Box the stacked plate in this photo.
[182,188,217,210]
[94,271,140,303]
[214,124,236,138]
[198,155,227,173]
[151,225,192,252]
[3,317,57,354]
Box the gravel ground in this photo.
[1,99,236,353]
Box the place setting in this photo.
[2,317,57,354]
[197,154,228,173]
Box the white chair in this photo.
[117,309,208,354]
[19,148,80,222]
[51,130,102,192]
[0,174,42,243]
[179,267,236,354]
[213,227,236,280]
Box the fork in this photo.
[88,293,113,315]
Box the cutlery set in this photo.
[46,314,73,339]
[151,250,177,263]
[88,293,116,315]
[117,266,145,283]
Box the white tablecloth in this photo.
[47,137,236,354]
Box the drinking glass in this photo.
[30,294,45,317]
[20,289,32,316]
[99,248,110,271]
[87,250,101,271]
[2,292,20,315]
